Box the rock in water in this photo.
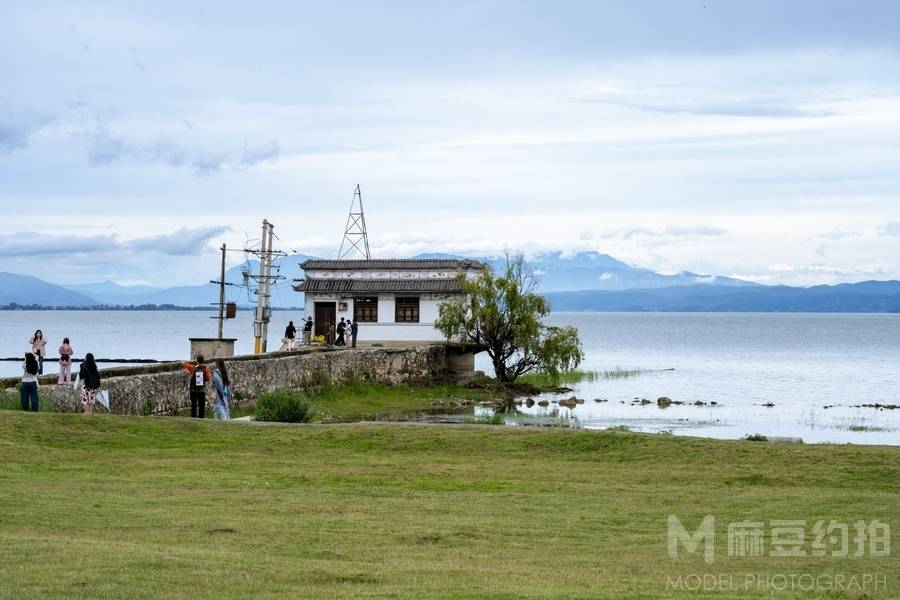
[657,397,672,408]
[525,398,535,408]
[537,399,550,407]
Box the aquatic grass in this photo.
[847,424,889,432]
[599,367,644,379]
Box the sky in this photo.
[2,0,900,287]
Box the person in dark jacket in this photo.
[336,318,346,346]
[303,317,313,345]
[181,354,211,418]
[350,320,359,348]
[284,321,297,340]
[20,353,40,412]
[79,353,102,414]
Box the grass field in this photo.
[0,412,897,599]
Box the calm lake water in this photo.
[1,310,898,445]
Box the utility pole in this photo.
[217,243,226,340]
[250,220,284,354]
[338,184,371,260]
[253,221,270,353]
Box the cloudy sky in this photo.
[2,0,900,287]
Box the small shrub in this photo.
[0,388,19,410]
[465,412,505,425]
[607,425,632,432]
[256,389,312,423]
[743,433,768,442]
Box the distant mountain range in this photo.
[1,250,898,312]
[546,281,900,313]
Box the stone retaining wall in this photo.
[11,345,448,416]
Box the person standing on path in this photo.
[181,355,211,418]
[78,353,101,414]
[303,317,313,345]
[58,337,74,384]
[350,320,359,348]
[336,318,346,346]
[211,359,232,420]
[284,321,297,340]
[20,353,40,412]
[325,322,335,347]
[29,330,47,375]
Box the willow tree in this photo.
[435,253,583,383]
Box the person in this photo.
[284,321,297,340]
[336,318,346,346]
[325,322,335,347]
[20,353,39,412]
[181,354,211,418]
[29,330,47,375]
[211,359,232,420]
[303,317,313,346]
[79,353,101,414]
[350,319,359,348]
[58,337,74,384]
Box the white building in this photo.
[294,258,485,343]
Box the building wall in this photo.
[303,293,456,342]
[15,345,450,416]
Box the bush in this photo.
[255,389,312,423]
[743,433,768,442]
[0,387,19,410]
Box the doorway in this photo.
[314,302,336,337]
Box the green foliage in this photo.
[465,412,506,425]
[255,389,312,423]
[0,388,19,410]
[743,433,769,442]
[435,252,584,382]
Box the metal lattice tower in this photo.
[338,184,371,260]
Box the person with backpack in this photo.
[29,329,47,375]
[181,354,211,418]
[303,317,313,345]
[20,353,40,412]
[58,337,74,384]
[211,359,232,420]
[78,353,101,414]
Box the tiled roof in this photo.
[293,279,467,293]
[299,258,484,271]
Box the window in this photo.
[354,297,378,322]
[395,297,420,323]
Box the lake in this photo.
[1,310,898,445]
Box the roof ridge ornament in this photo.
[338,184,371,260]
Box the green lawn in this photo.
[0,413,897,599]
[302,381,496,422]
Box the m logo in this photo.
[668,515,716,564]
